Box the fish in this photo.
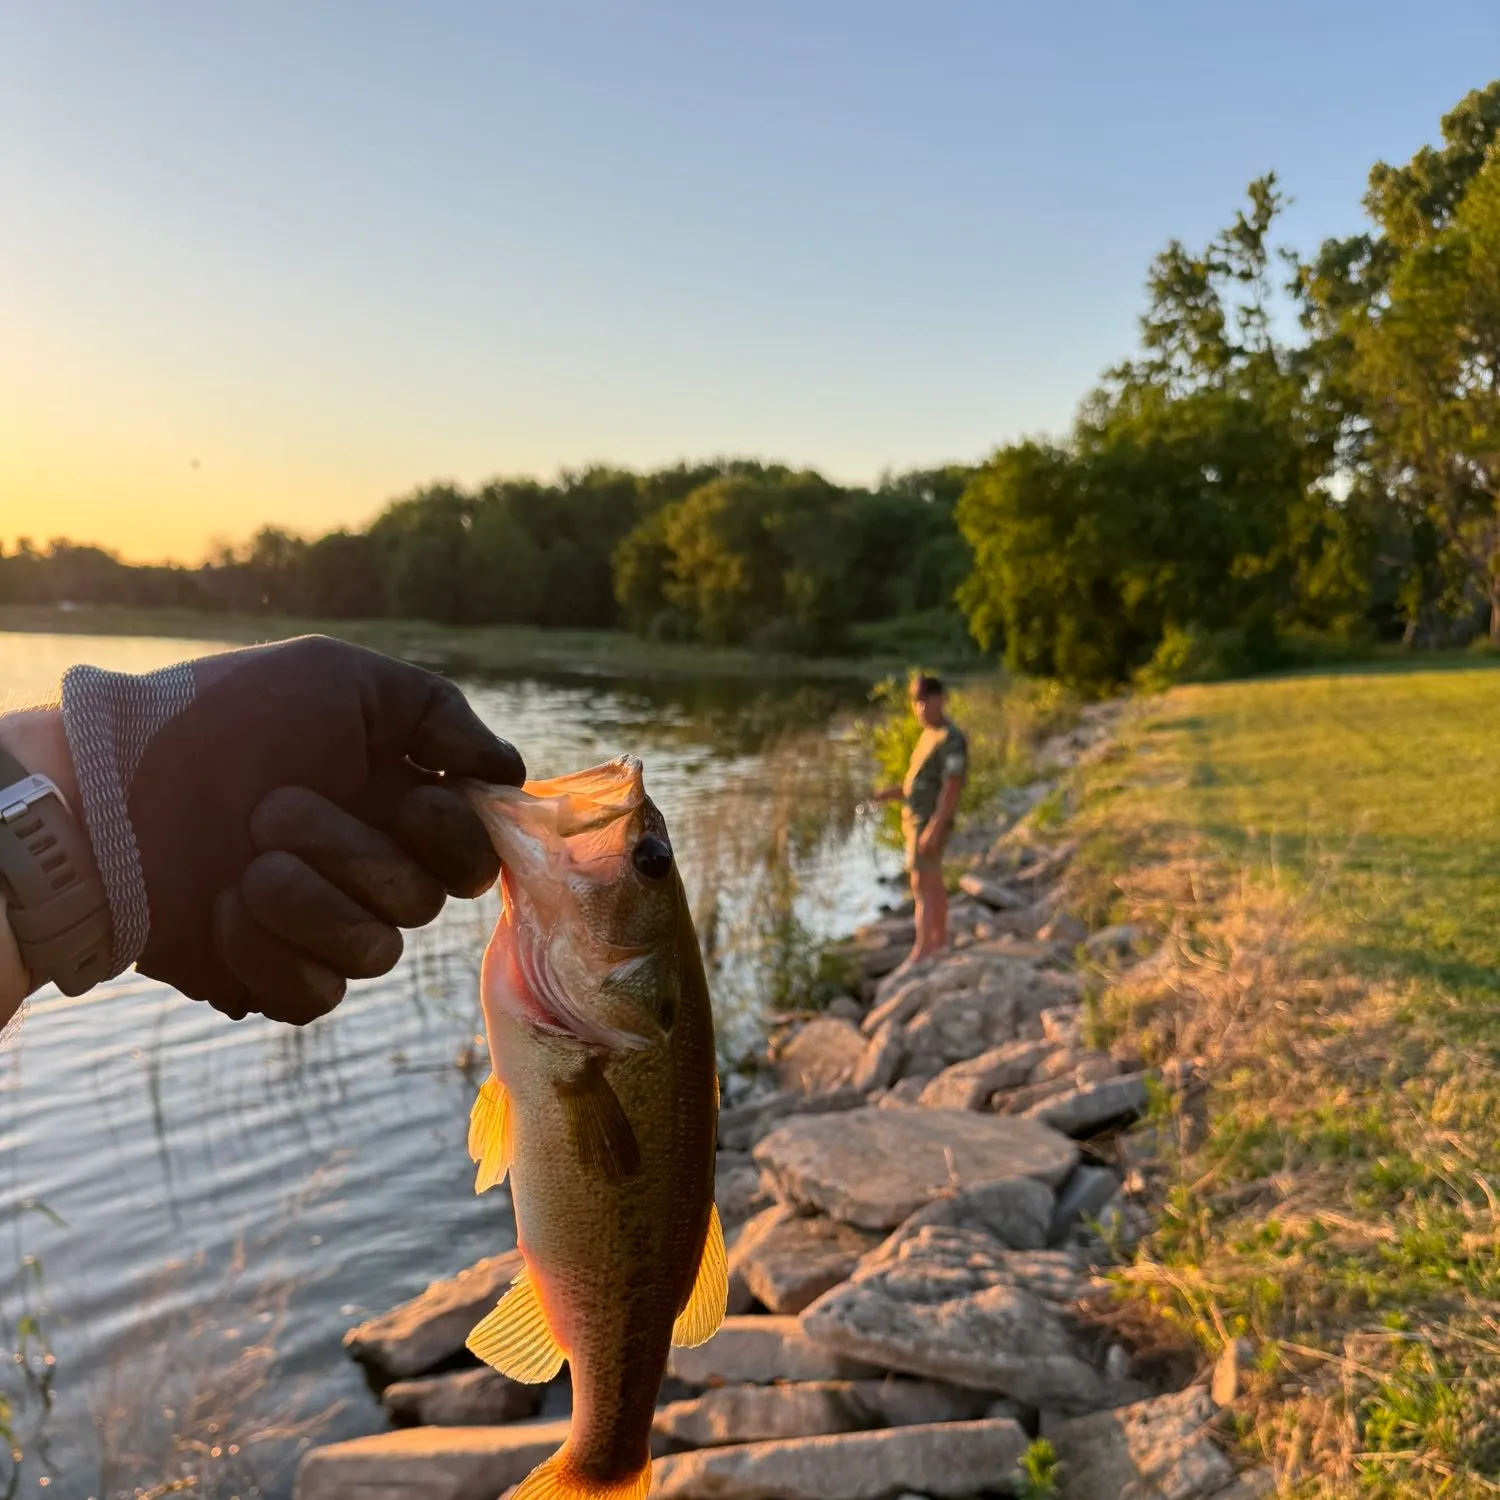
[461,755,725,1500]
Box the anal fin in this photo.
[467,1265,566,1382]
[468,1074,514,1193]
[671,1202,727,1348]
[555,1057,641,1182]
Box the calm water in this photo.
[0,633,897,1500]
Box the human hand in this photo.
[916,825,941,858]
[62,636,524,1023]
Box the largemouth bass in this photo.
[462,756,725,1500]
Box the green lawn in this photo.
[1076,662,1500,1496]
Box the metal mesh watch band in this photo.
[0,746,113,997]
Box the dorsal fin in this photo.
[467,1264,567,1382]
[671,1204,728,1348]
[468,1074,514,1193]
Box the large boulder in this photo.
[342,1251,522,1380]
[1023,1073,1150,1137]
[776,1018,869,1094]
[754,1107,1076,1230]
[801,1226,1109,1410]
[730,1206,881,1314]
[872,1176,1056,1257]
[902,987,1025,1068]
[1045,1387,1236,1499]
[650,1419,1028,1500]
[718,1088,865,1153]
[916,1041,1049,1110]
[381,1367,541,1426]
[652,1379,992,1449]
[667,1316,879,1386]
[293,1419,571,1500]
[849,1019,905,1094]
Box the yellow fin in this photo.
[510,1449,651,1500]
[555,1057,641,1182]
[671,1203,727,1348]
[466,1266,566,1382]
[468,1075,513,1193]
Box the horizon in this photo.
[5,2,1498,564]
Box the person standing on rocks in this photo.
[872,673,967,977]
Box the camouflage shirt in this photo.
[902,722,968,828]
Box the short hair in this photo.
[911,673,944,699]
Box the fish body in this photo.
[463,757,725,1500]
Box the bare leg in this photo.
[905,865,928,966]
[918,865,948,956]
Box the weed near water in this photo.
[1072,661,1500,1496]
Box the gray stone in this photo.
[826,996,864,1025]
[381,1366,541,1427]
[1037,912,1089,947]
[1049,1165,1124,1243]
[717,1152,770,1230]
[650,1419,1028,1500]
[1040,1005,1084,1047]
[903,987,1022,1067]
[732,1208,881,1314]
[667,1315,879,1386]
[993,1076,1077,1116]
[652,1379,992,1448]
[777,1017,869,1094]
[957,871,1028,910]
[1024,1072,1150,1137]
[862,956,1011,1034]
[293,1418,571,1500]
[1029,1048,1080,1084]
[1046,1387,1235,1500]
[1083,923,1144,963]
[801,1227,1108,1410]
[916,1041,1050,1110]
[754,1107,1076,1230]
[342,1251,522,1379]
[849,1019,906,1093]
[873,1175,1056,1258]
[718,1088,866,1153]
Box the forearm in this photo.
[0,706,88,1027]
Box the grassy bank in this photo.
[0,604,984,683]
[1070,660,1500,1496]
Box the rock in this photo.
[1029,1048,1079,1083]
[849,1019,906,1093]
[801,1227,1108,1410]
[863,957,1009,1034]
[342,1251,522,1379]
[1073,1053,1121,1085]
[717,1153,769,1230]
[726,1205,789,1314]
[1215,1469,1276,1499]
[903,972,1080,1068]
[1049,1165,1124,1243]
[957,871,1027,910]
[754,1107,1076,1230]
[732,1208,881,1314]
[873,1175,1056,1257]
[1040,1006,1083,1047]
[381,1366,542,1426]
[1083,923,1144,963]
[652,1379,992,1448]
[1210,1338,1254,1408]
[718,1088,865,1153]
[293,1419,571,1500]
[650,1419,1028,1500]
[668,1315,879,1386]
[1024,1072,1150,1137]
[777,1018,869,1094]
[1045,1387,1234,1500]
[916,1041,1050,1110]
[826,996,864,1025]
[1037,912,1089,946]
[992,1077,1076,1115]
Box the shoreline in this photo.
[298,701,1271,1500]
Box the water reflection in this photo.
[0,634,895,1500]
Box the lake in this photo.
[0,632,899,1500]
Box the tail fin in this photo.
[510,1447,651,1500]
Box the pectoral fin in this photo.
[468,1075,514,1193]
[671,1203,727,1348]
[467,1265,567,1383]
[555,1057,642,1182]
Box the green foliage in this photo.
[1016,1437,1061,1500]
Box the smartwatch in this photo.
[0,746,113,997]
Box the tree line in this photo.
[6,81,1500,688]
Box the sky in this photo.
[3,3,1498,563]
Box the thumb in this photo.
[406,681,526,786]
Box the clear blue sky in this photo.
[3,1,1497,560]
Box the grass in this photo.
[1067,657,1500,1496]
[0,603,975,682]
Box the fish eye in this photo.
[631,834,674,882]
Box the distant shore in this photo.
[0,604,969,683]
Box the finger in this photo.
[392,783,501,899]
[212,889,347,1025]
[252,787,447,929]
[405,681,525,785]
[241,852,405,979]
